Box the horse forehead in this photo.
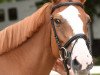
[59,5,80,15]
[58,5,84,34]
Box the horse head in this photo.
[50,0,93,74]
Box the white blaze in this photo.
[72,39,93,70]
[58,5,84,34]
[58,6,93,70]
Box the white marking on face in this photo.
[72,39,93,70]
[58,5,84,34]
[58,5,93,70]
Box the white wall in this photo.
[0,0,37,30]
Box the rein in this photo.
[50,1,91,75]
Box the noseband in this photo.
[51,2,91,75]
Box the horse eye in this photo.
[54,19,61,25]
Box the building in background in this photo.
[0,0,42,30]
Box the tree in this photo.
[0,0,14,3]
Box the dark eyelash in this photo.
[54,19,62,24]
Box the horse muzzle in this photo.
[72,58,93,71]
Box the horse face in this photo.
[51,0,93,71]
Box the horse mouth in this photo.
[74,69,91,75]
[72,58,93,71]
[72,58,82,71]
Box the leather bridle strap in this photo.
[51,2,84,14]
[63,34,90,50]
[51,17,62,49]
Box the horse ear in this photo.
[80,0,86,4]
[51,0,56,3]
[51,0,57,3]
[51,0,60,3]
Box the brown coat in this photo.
[0,3,58,75]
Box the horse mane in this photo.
[0,2,52,55]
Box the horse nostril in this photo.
[73,58,79,65]
[86,62,93,71]
[72,58,82,71]
[87,55,89,57]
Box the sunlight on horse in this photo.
[0,0,93,75]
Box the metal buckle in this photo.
[60,47,68,59]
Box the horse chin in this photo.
[73,69,90,75]
[71,58,93,75]
[69,68,90,75]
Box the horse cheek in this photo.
[51,30,60,59]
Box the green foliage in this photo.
[0,0,5,3]
[35,0,49,8]
[85,0,100,19]
[94,57,100,65]
[0,0,13,3]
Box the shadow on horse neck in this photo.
[0,3,58,75]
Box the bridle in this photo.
[51,2,84,14]
[50,1,91,75]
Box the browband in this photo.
[51,2,84,14]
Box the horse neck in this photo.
[12,23,56,75]
[14,5,56,75]
[1,3,56,75]
[0,3,51,55]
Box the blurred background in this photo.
[0,0,100,74]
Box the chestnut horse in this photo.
[0,0,93,75]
